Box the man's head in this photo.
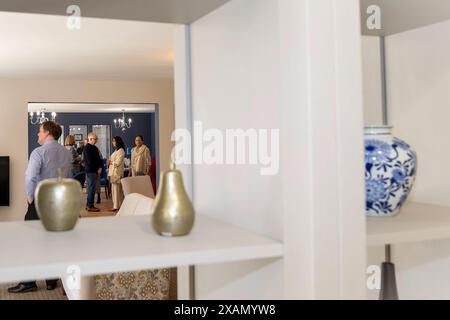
[88,133,98,145]
[38,121,62,145]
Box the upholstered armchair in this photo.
[121,176,155,199]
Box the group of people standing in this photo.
[64,132,151,213]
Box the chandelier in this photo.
[29,108,57,125]
[114,109,132,132]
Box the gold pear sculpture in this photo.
[152,162,195,236]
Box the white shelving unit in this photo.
[367,202,450,246]
[0,215,283,283]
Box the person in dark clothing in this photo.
[65,135,82,177]
[76,141,85,155]
[77,139,88,172]
[84,132,103,212]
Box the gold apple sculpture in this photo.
[152,162,195,237]
[35,168,82,231]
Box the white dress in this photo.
[108,149,125,209]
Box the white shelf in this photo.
[367,202,450,246]
[0,214,283,283]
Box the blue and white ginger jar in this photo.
[365,126,417,217]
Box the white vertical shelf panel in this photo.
[173,24,194,300]
[280,0,366,299]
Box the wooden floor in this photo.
[0,281,67,300]
[80,191,116,218]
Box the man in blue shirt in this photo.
[8,121,71,294]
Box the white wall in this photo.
[364,19,450,299]
[190,0,284,299]
[189,0,366,299]
[362,36,383,125]
[387,21,450,207]
[0,79,174,222]
[387,19,450,300]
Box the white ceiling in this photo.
[0,12,175,80]
[361,0,450,36]
[28,103,156,113]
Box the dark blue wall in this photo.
[28,113,156,158]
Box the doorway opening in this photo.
[27,102,160,215]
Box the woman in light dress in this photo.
[129,135,151,177]
[107,136,126,212]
